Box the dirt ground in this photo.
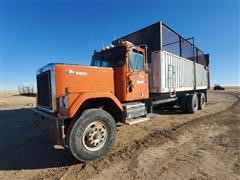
[0,90,36,109]
[0,88,239,180]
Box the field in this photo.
[0,88,239,180]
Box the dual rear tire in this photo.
[198,92,207,110]
[181,92,206,113]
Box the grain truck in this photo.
[32,22,210,162]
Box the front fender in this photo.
[65,92,123,118]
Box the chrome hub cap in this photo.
[82,121,108,151]
[193,97,198,109]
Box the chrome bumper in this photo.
[31,108,65,146]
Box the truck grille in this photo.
[37,70,52,109]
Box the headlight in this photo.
[59,95,68,109]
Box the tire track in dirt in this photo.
[88,93,240,179]
[57,93,240,180]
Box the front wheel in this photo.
[67,108,116,162]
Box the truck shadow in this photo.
[154,106,185,115]
[0,108,79,171]
[0,107,184,171]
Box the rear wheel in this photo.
[198,93,206,110]
[67,108,116,162]
[186,93,199,113]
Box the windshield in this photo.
[91,47,126,68]
[128,50,144,71]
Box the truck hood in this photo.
[54,64,114,96]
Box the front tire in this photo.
[67,108,116,162]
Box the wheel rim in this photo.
[193,96,198,110]
[82,121,108,151]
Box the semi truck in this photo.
[32,22,210,162]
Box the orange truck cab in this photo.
[32,41,150,161]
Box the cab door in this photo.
[126,49,149,101]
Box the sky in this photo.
[1,0,239,90]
